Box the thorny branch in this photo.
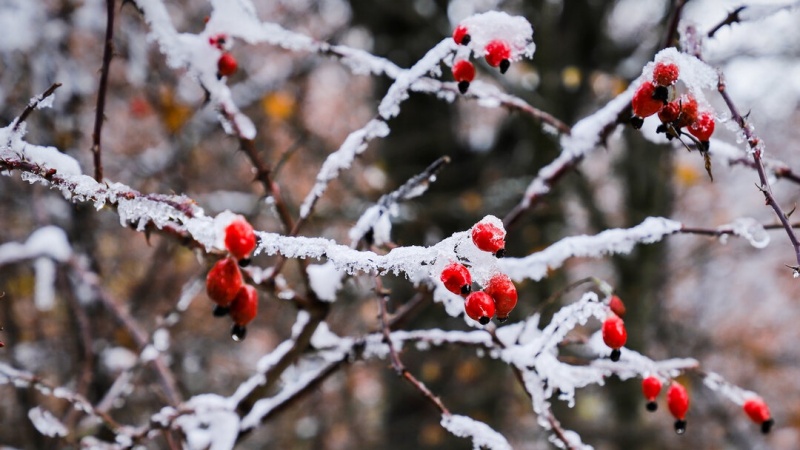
[707,6,747,38]
[716,75,800,271]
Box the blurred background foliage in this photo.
[1,0,799,449]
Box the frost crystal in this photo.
[725,217,770,249]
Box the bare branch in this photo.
[11,83,62,132]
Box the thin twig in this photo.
[488,330,577,450]
[90,0,116,181]
[61,271,96,432]
[726,156,800,185]
[11,83,62,132]
[707,6,746,38]
[68,259,182,406]
[376,278,450,415]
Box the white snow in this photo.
[499,217,684,282]
[724,217,770,249]
[298,119,390,219]
[457,11,535,61]
[102,347,139,373]
[28,407,68,438]
[307,262,344,302]
[440,414,512,450]
[175,394,240,450]
[33,257,57,311]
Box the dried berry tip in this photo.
[630,116,644,129]
[499,59,510,74]
[458,81,470,94]
[674,419,687,435]
[461,284,472,295]
[653,86,669,103]
[479,316,490,325]
[761,418,774,434]
[461,34,471,45]
[231,324,247,341]
[238,258,251,267]
[497,316,508,323]
[212,305,230,317]
[610,349,621,362]
[494,248,506,258]
[646,401,658,412]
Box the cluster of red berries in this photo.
[440,220,517,324]
[630,60,715,149]
[205,217,258,341]
[209,33,238,78]
[640,377,773,435]
[640,377,691,434]
[601,295,628,362]
[450,25,514,94]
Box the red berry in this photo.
[743,398,773,433]
[484,273,517,322]
[464,291,495,325]
[688,111,715,143]
[225,218,256,260]
[453,25,470,45]
[632,82,664,119]
[674,95,698,129]
[653,61,679,87]
[608,295,626,317]
[217,53,238,77]
[229,284,258,342]
[471,220,506,257]
[230,284,258,326]
[484,40,511,72]
[452,60,476,94]
[206,257,243,306]
[667,381,690,434]
[602,314,627,361]
[208,33,227,49]
[642,376,663,411]
[441,263,472,296]
[658,100,681,124]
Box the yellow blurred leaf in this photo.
[675,161,701,187]
[262,91,295,121]
[159,88,192,133]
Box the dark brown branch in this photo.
[376,278,450,415]
[716,75,800,270]
[61,271,97,432]
[11,83,62,132]
[707,6,747,38]
[488,329,577,450]
[90,0,116,181]
[68,259,182,407]
[663,0,689,49]
[726,156,800,185]
[235,299,329,417]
